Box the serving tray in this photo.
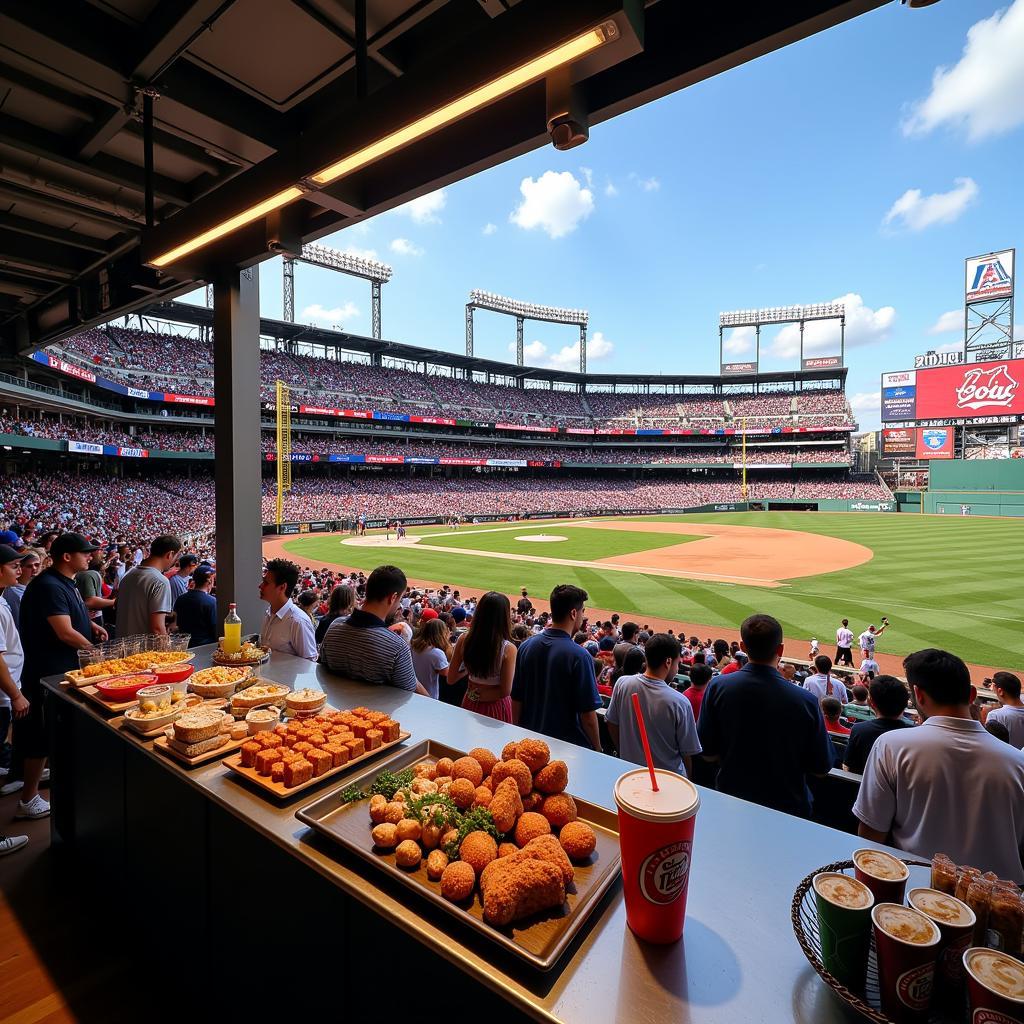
[296,739,621,971]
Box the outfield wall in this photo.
[923,459,1024,517]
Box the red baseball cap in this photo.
[420,608,439,621]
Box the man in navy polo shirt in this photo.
[697,613,833,818]
[511,584,602,750]
[12,533,107,819]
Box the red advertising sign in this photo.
[882,428,916,456]
[410,415,457,426]
[802,356,842,370]
[916,427,954,459]
[47,355,97,383]
[914,358,1024,420]
[365,455,404,464]
[164,393,214,406]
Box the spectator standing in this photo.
[853,649,1024,883]
[172,567,217,647]
[612,622,641,672]
[320,565,427,693]
[169,554,198,603]
[450,592,516,720]
[697,614,833,818]
[843,675,912,775]
[835,618,854,667]
[4,549,41,628]
[410,618,451,700]
[981,672,1024,747]
[606,633,702,777]
[116,534,181,638]
[511,584,602,750]
[0,545,28,854]
[803,655,849,704]
[315,584,354,645]
[683,662,712,723]
[259,559,317,660]
[75,547,115,631]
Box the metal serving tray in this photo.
[296,739,621,971]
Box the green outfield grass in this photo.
[282,512,1024,669]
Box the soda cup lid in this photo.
[614,768,699,824]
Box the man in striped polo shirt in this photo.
[320,565,427,695]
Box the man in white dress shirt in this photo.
[259,558,316,660]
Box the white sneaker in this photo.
[0,766,9,777]
[0,833,28,855]
[14,794,49,819]
[0,779,23,796]
[40,768,50,783]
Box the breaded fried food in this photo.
[500,741,518,762]
[514,811,552,847]
[468,747,499,778]
[480,859,566,927]
[441,828,459,849]
[449,777,476,810]
[426,849,449,880]
[491,758,532,797]
[489,777,524,834]
[440,860,476,902]
[371,823,399,849]
[411,777,437,795]
[472,785,492,808]
[413,761,437,780]
[498,842,519,858]
[369,794,389,823]
[515,738,550,774]
[541,793,578,829]
[559,821,597,860]
[383,801,406,824]
[395,840,422,869]
[421,822,443,850]
[459,830,498,876]
[507,834,575,885]
[481,774,494,792]
[396,818,422,843]
[522,791,543,813]
[533,760,568,795]
[452,756,484,787]
[435,756,455,778]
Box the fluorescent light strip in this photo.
[311,27,608,185]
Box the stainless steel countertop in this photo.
[47,647,922,1024]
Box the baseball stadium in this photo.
[2,3,1024,1023]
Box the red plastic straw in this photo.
[631,691,659,792]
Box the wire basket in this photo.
[791,857,963,1024]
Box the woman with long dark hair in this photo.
[315,583,354,645]
[410,617,452,700]
[449,591,516,722]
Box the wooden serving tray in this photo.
[153,732,248,767]
[296,739,621,972]
[65,651,195,688]
[223,730,409,799]
[77,684,138,714]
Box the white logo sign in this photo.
[914,351,963,368]
[955,365,1019,410]
[882,370,916,387]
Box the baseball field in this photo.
[273,511,1024,672]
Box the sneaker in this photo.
[40,768,50,784]
[0,779,23,796]
[0,833,28,855]
[14,794,49,819]
[0,767,9,777]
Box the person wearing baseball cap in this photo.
[0,544,29,854]
[0,530,24,550]
[419,607,439,622]
[10,533,107,821]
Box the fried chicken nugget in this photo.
[515,738,550,774]
[449,777,476,810]
[440,860,476,902]
[480,859,566,927]
[511,834,575,885]
[533,760,568,795]
[559,821,597,860]
[434,757,455,778]
[473,785,492,808]
[426,849,449,880]
[459,830,498,876]
[452,756,484,787]
[498,842,519,858]
[522,790,544,813]
[413,761,437,780]
[514,811,552,847]
[500,741,518,762]
[541,793,577,829]
[468,747,499,778]
[383,801,406,824]
[489,777,524,834]
[369,794,389,824]
[371,823,398,849]
[396,818,422,843]
[395,839,422,869]
[491,758,532,797]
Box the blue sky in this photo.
[184,1,1024,430]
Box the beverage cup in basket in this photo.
[908,888,976,993]
[853,848,909,905]
[614,767,699,944]
[872,903,941,1024]
[811,872,874,992]
[964,947,1024,1024]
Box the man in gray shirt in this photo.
[115,535,180,638]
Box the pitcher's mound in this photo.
[516,534,567,543]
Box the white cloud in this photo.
[629,172,660,192]
[903,0,1024,142]
[604,181,618,198]
[391,188,446,224]
[883,177,978,232]
[508,330,613,370]
[579,166,594,189]
[509,171,594,239]
[389,237,422,257]
[928,309,962,335]
[849,391,880,413]
[482,222,497,236]
[302,301,359,326]
[722,326,755,355]
[770,293,895,357]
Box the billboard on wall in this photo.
[881,428,916,455]
[881,359,1024,422]
[721,362,756,375]
[881,369,917,421]
[802,356,841,370]
[916,427,954,459]
[966,250,1014,303]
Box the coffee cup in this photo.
[964,947,1024,1024]
[908,887,976,990]
[853,848,909,905]
[614,768,699,944]
[872,903,941,1024]
[812,872,874,992]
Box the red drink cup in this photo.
[614,768,700,944]
[854,848,909,905]
[872,903,941,1024]
[908,888,976,991]
[964,947,1024,1024]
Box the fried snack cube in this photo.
[351,706,370,717]
[364,710,387,724]
[307,732,327,747]
[379,720,400,743]
[365,729,382,751]
[307,747,332,777]
[239,741,261,768]
[258,733,284,750]
[271,761,286,784]
[350,720,370,738]
[279,748,302,764]
[255,748,279,776]
[346,737,365,758]
[273,724,289,737]
[293,741,314,755]
[334,730,354,743]
[283,758,313,788]
[323,743,349,768]
[286,720,304,734]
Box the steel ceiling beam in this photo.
[0,212,108,255]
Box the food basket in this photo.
[188,666,252,698]
[792,857,939,1024]
[212,643,270,666]
[122,703,182,735]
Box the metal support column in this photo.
[371,280,382,339]
[516,316,524,366]
[799,320,804,368]
[465,305,474,358]
[142,93,155,229]
[212,264,264,631]
[282,257,295,323]
[840,316,845,366]
[579,324,587,374]
[206,284,214,308]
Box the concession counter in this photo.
[44,648,873,1023]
